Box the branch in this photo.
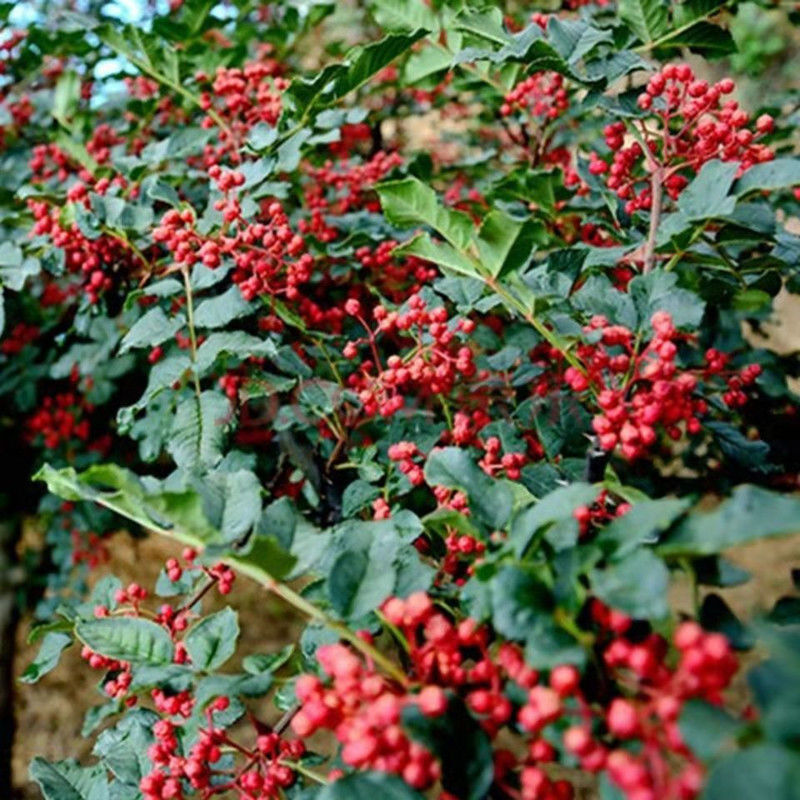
[643,165,663,274]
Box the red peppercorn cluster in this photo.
[441,530,486,584]
[589,67,773,214]
[344,295,477,417]
[704,348,762,407]
[328,122,372,157]
[0,321,39,354]
[501,72,569,121]
[26,391,93,450]
[142,701,304,800]
[561,605,739,800]
[153,200,312,303]
[388,440,426,485]
[197,58,288,160]
[300,151,403,241]
[478,436,527,480]
[86,122,123,165]
[29,142,80,183]
[572,490,631,538]
[355,240,437,302]
[292,641,443,790]
[292,593,636,798]
[564,312,706,460]
[70,528,110,568]
[28,198,139,302]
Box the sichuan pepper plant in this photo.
[3,0,800,799]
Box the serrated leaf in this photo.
[195,331,278,373]
[734,158,800,196]
[629,270,705,329]
[217,469,262,541]
[326,512,434,620]
[548,18,613,64]
[193,285,253,328]
[378,177,474,251]
[76,617,174,665]
[168,391,231,471]
[619,0,669,42]
[393,233,479,278]
[120,307,184,353]
[510,483,597,556]
[185,607,239,671]
[29,758,109,800]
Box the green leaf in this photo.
[0,243,38,290]
[403,700,493,800]
[590,548,670,618]
[289,30,427,111]
[193,285,253,329]
[35,463,220,545]
[618,0,669,42]
[316,773,425,800]
[654,21,735,55]
[342,479,381,517]
[704,744,800,800]
[378,177,474,251]
[332,30,428,100]
[629,270,705,329]
[29,758,109,800]
[93,711,156,784]
[548,18,614,64]
[185,607,239,671]
[658,485,800,557]
[195,331,278,373]
[595,497,691,557]
[509,483,597,556]
[168,391,231,471]
[52,70,81,127]
[572,274,638,329]
[677,160,738,220]
[393,233,479,278]
[404,45,452,83]
[706,422,773,473]
[326,512,434,620]
[235,533,297,580]
[475,210,532,278]
[215,469,263,542]
[454,7,508,45]
[120,307,184,353]
[734,158,800,196]
[75,617,174,665]
[490,566,552,640]
[424,447,513,529]
[20,632,72,684]
[242,644,294,675]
